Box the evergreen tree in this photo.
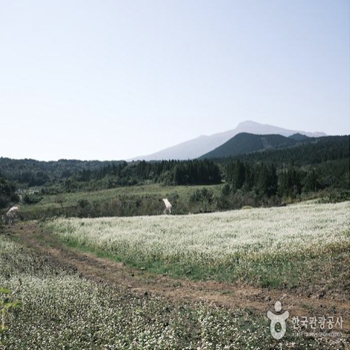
[304,169,320,192]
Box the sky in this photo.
[0,0,349,161]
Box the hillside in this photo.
[130,121,326,161]
[1,135,348,218]
[221,135,350,166]
[0,158,125,186]
[199,133,307,159]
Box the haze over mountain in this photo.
[130,121,326,161]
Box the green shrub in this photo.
[22,193,42,205]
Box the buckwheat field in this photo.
[46,201,350,287]
[1,201,349,349]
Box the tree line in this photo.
[0,135,348,210]
[224,158,348,199]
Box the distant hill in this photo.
[221,135,350,166]
[0,158,125,186]
[129,120,326,161]
[232,121,326,138]
[288,133,310,141]
[199,133,310,159]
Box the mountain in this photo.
[130,121,326,161]
[217,135,350,165]
[232,121,326,138]
[199,133,308,159]
[129,134,228,162]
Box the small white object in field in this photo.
[6,206,19,225]
[162,198,172,214]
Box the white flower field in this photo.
[1,201,349,349]
[46,201,350,284]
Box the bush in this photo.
[22,194,42,205]
[0,178,18,209]
[222,184,231,196]
[189,188,214,203]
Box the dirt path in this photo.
[5,222,350,332]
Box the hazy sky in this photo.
[0,0,349,161]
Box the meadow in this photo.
[45,201,350,289]
[18,184,225,219]
[1,201,349,348]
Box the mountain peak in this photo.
[237,120,261,127]
[129,121,326,161]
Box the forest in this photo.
[0,135,349,213]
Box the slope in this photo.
[129,120,326,161]
[200,133,302,159]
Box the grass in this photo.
[45,201,350,290]
[60,236,349,290]
[22,183,224,209]
[18,183,225,219]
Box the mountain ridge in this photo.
[129,121,326,161]
[199,132,313,159]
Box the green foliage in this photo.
[303,169,321,192]
[278,168,303,198]
[0,285,22,332]
[0,177,18,209]
[22,193,42,205]
[189,188,214,203]
[226,160,278,197]
[173,160,221,185]
[1,135,348,219]
[221,183,231,196]
[225,155,349,202]
[319,190,350,203]
[0,157,222,191]
[77,199,92,217]
[220,135,349,166]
